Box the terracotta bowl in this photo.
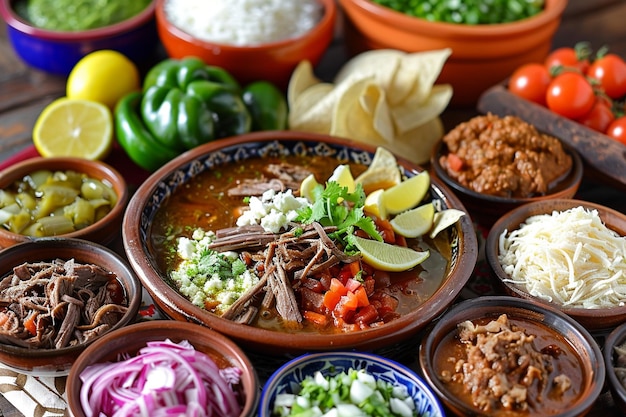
[122,131,478,356]
[259,351,445,417]
[339,0,567,107]
[0,157,129,249]
[604,322,626,415]
[0,0,157,76]
[430,132,583,228]
[485,199,626,331]
[0,237,141,376]
[66,320,259,417]
[419,296,604,417]
[155,0,336,90]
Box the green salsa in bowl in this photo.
[13,0,151,31]
[0,0,157,75]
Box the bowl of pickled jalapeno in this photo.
[0,157,129,248]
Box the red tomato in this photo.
[546,72,596,119]
[576,98,615,133]
[508,63,552,105]
[545,45,591,74]
[606,116,626,145]
[587,53,626,99]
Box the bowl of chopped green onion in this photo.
[339,0,567,107]
[259,351,445,417]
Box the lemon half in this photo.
[33,98,113,160]
[383,170,430,215]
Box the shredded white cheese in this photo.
[498,206,626,308]
[164,0,323,46]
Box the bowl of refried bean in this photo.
[419,295,604,417]
[431,113,583,226]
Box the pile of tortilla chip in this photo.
[288,49,453,165]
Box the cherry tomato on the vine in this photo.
[576,98,615,133]
[606,116,626,145]
[587,53,626,99]
[508,63,552,106]
[546,72,596,119]
[545,44,591,74]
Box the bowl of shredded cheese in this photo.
[486,199,626,332]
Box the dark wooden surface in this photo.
[1,1,625,416]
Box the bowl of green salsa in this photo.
[0,0,157,75]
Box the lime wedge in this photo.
[390,202,435,238]
[352,235,429,272]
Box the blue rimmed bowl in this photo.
[259,351,445,417]
[0,0,157,75]
[122,130,478,356]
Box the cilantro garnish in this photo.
[296,181,381,251]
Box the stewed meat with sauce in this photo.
[0,259,128,349]
[439,113,572,198]
[440,314,571,413]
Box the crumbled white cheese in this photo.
[236,189,310,233]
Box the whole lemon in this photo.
[67,50,140,110]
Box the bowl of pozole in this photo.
[122,131,478,355]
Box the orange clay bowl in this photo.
[0,237,141,376]
[155,0,336,90]
[0,157,129,249]
[339,0,567,107]
[430,138,583,228]
[419,296,604,417]
[485,199,626,332]
[122,131,478,356]
[66,320,259,417]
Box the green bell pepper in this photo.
[140,57,251,147]
[242,81,288,131]
[115,92,180,172]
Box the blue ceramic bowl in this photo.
[0,0,157,75]
[259,351,445,417]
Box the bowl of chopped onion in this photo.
[485,199,626,332]
[65,320,259,417]
[419,296,604,417]
[260,350,445,417]
[0,237,141,376]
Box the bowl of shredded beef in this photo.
[0,237,141,376]
[419,296,604,417]
[431,113,583,227]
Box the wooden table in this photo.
[1,1,626,416]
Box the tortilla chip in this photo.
[391,84,453,135]
[355,147,402,191]
[331,77,384,142]
[393,117,445,165]
[333,50,402,96]
[400,49,452,105]
[288,60,322,108]
[288,82,335,133]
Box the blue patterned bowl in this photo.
[122,131,478,356]
[259,351,444,417]
[0,0,157,75]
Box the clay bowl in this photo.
[419,296,604,417]
[485,199,626,331]
[122,131,478,356]
[155,0,336,90]
[66,320,259,417]
[604,322,626,415]
[430,126,583,228]
[0,157,129,249]
[339,0,567,107]
[259,351,445,417]
[0,0,157,76]
[0,237,141,376]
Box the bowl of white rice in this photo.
[485,198,626,332]
[155,0,336,88]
